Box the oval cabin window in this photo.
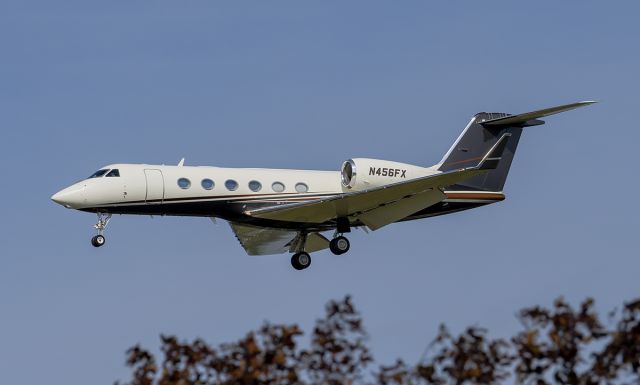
[177,178,191,189]
[225,179,239,191]
[248,180,262,192]
[201,179,215,190]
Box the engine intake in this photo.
[341,159,357,188]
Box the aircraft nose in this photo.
[51,184,86,208]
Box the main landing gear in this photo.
[291,252,311,270]
[329,235,350,255]
[330,217,351,256]
[91,213,111,248]
[289,232,312,270]
[289,232,352,271]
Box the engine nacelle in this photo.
[340,158,428,191]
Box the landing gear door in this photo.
[144,169,164,203]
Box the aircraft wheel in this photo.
[91,235,105,247]
[291,252,311,270]
[330,236,350,255]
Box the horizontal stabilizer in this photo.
[480,101,596,128]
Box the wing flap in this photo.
[229,222,329,256]
[357,188,446,230]
[304,232,331,253]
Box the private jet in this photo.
[51,101,594,270]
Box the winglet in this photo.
[178,158,185,167]
[480,101,597,128]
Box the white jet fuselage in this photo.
[52,161,472,231]
[50,101,594,268]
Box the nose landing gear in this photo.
[91,213,111,248]
[91,234,106,247]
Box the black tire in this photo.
[330,236,350,255]
[291,252,311,270]
[91,235,105,247]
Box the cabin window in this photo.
[271,182,285,192]
[248,180,262,192]
[105,169,120,177]
[88,169,109,179]
[201,179,215,190]
[295,183,308,193]
[177,178,191,189]
[225,179,239,191]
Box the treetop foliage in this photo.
[118,296,640,385]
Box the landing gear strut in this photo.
[330,233,350,255]
[91,212,111,248]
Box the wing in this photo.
[229,222,329,256]
[246,168,485,229]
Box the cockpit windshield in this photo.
[88,169,109,179]
[105,169,120,177]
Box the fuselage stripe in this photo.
[88,191,503,209]
[90,192,339,208]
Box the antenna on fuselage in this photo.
[177,158,185,167]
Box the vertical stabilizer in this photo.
[438,101,595,192]
[438,113,524,192]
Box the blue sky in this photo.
[1,1,639,384]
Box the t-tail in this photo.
[438,101,596,192]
